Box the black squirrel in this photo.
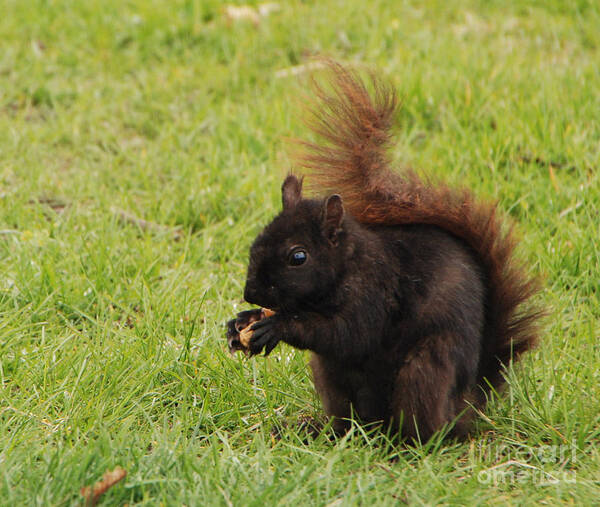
[227,62,541,440]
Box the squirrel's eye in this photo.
[289,248,308,266]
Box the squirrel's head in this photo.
[244,174,348,312]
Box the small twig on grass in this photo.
[80,467,127,506]
[518,154,577,173]
[29,195,69,213]
[111,207,183,240]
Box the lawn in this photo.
[1,0,599,504]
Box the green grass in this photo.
[1,0,599,504]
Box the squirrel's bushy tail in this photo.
[295,61,541,397]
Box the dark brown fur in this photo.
[229,62,541,441]
[296,61,541,403]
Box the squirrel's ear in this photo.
[282,174,303,210]
[322,194,344,245]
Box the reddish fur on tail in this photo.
[295,61,541,398]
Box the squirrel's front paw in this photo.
[234,309,264,332]
[226,309,264,354]
[249,317,281,356]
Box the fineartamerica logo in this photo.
[474,441,578,486]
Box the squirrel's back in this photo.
[294,61,541,398]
